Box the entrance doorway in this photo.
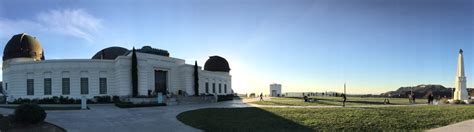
[155,70,167,94]
[271,90,277,97]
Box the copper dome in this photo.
[204,56,230,72]
[92,47,129,60]
[3,33,44,61]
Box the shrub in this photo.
[14,104,47,124]
[469,100,474,104]
[94,96,113,103]
[112,96,120,103]
[452,100,464,104]
[440,98,449,104]
[217,94,234,102]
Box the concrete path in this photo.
[44,100,250,132]
[429,119,474,132]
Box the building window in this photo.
[81,78,89,94]
[99,78,107,94]
[44,78,52,95]
[62,78,70,95]
[5,83,7,91]
[212,83,216,93]
[27,79,34,95]
[224,84,227,93]
[205,82,209,93]
[219,84,222,93]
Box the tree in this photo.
[131,47,138,97]
[194,61,199,96]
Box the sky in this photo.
[0,0,472,95]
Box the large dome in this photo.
[3,33,45,61]
[92,47,129,60]
[204,56,230,72]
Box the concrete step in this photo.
[165,97,178,106]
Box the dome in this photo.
[92,47,129,60]
[136,46,170,57]
[3,33,44,61]
[204,56,230,72]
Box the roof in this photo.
[204,56,230,72]
[3,33,44,61]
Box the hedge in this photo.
[217,94,235,102]
[14,104,47,124]
[11,96,120,104]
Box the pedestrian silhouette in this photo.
[342,94,347,107]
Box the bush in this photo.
[452,100,464,104]
[94,96,113,103]
[217,94,234,102]
[440,98,449,104]
[112,96,120,103]
[469,100,474,104]
[14,104,47,124]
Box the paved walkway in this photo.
[428,119,474,132]
[0,100,250,132]
[48,100,250,132]
[1,98,472,131]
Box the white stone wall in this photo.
[199,70,232,95]
[270,84,282,97]
[3,59,115,99]
[2,53,233,100]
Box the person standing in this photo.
[342,94,347,107]
[412,93,416,104]
[408,93,413,104]
[259,93,264,101]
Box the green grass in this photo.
[177,105,474,131]
[252,96,429,106]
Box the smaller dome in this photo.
[92,47,129,60]
[204,56,230,72]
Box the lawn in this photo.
[177,105,474,131]
[251,96,429,106]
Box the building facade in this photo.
[269,83,282,97]
[1,33,232,101]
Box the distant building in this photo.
[270,83,282,97]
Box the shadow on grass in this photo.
[177,107,313,132]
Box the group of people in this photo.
[427,94,435,104]
[408,92,438,105]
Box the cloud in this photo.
[0,8,102,42]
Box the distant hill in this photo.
[382,84,474,98]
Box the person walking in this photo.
[259,93,264,101]
[427,94,434,105]
[412,93,416,104]
[342,94,347,107]
[408,93,413,104]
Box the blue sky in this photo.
[0,0,472,94]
